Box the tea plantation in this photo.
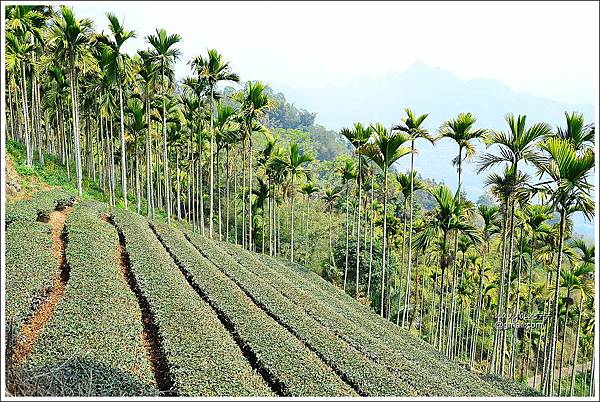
[4,192,536,397]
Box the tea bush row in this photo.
[155,224,354,397]
[269,256,510,396]
[6,189,74,225]
[184,230,413,397]
[5,221,55,354]
[226,243,501,396]
[18,202,157,396]
[111,210,270,397]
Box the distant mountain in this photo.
[263,62,595,237]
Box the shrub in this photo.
[6,189,74,226]
[479,374,540,397]
[185,230,415,396]
[17,202,157,396]
[157,224,356,397]
[111,209,271,397]
[236,246,503,396]
[5,222,55,358]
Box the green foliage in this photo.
[6,140,106,204]
[332,237,390,307]
[6,189,74,225]
[245,251,503,396]
[5,222,55,347]
[479,374,541,397]
[180,228,356,396]
[111,209,269,396]
[18,202,157,396]
[214,240,414,396]
[5,189,74,353]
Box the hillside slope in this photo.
[4,193,538,397]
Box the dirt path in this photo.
[104,215,176,396]
[10,206,74,366]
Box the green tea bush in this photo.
[200,237,450,395]
[111,209,271,397]
[5,221,55,356]
[5,189,74,225]
[155,224,355,397]
[17,202,157,396]
[184,230,413,396]
[225,243,503,396]
[479,374,541,397]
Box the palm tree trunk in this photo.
[436,231,448,350]
[69,65,83,197]
[569,297,583,396]
[176,150,181,220]
[558,290,571,396]
[546,210,566,396]
[20,64,33,167]
[145,94,153,218]
[226,148,231,242]
[343,182,350,290]
[119,83,128,209]
[501,198,517,375]
[217,147,222,240]
[403,140,416,325]
[135,131,141,213]
[199,136,205,235]
[241,141,246,248]
[380,168,388,317]
[290,174,294,262]
[328,206,333,266]
[248,134,254,250]
[492,198,510,373]
[209,87,215,237]
[367,174,374,298]
[472,244,487,367]
[397,208,407,325]
[448,149,463,356]
[355,156,362,297]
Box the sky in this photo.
[69,1,599,105]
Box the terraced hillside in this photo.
[4,193,536,397]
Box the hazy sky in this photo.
[69,1,599,105]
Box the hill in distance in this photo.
[266,62,596,238]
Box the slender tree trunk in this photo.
[135,131,141,213]
[355,156,362,297]
[492,198,510,373]
[501,198,517,375]
[545,210,566,396]
[403,141,416,325]
[209,87,215,237]
[447,149,463,355]
[290,174,294,262]
[117,83,128,208]
[21,63,32,166]
[343,181,350,290]
[161,65,170,223]
[176,150,181,220]
[145,93,153,218]
[226,148,231,242]
[217,148,222,240]
[558,290,571,396]
[436,231,449,351]
[367,174,374,298]
[380,169,388,317]
[199,136,205,235]
[569,297,583,397]
[472,244,487,367]
[249,134,254,250]
[69,65,83,197]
